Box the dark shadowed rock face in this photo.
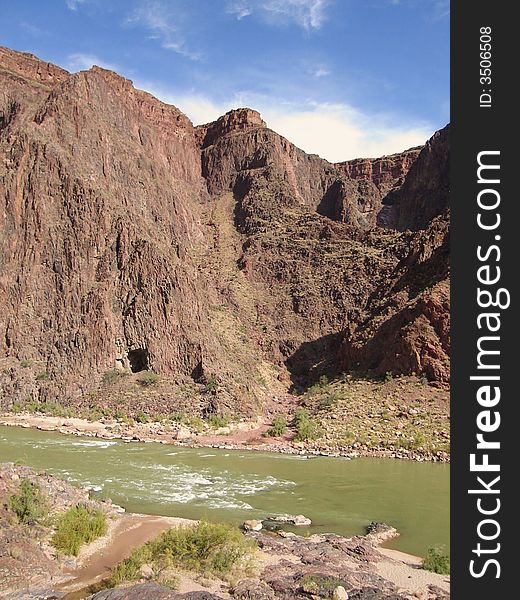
[0,46,450,410]
[377,126,449,231]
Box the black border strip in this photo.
[451,1,514,596]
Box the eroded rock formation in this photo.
[0,46,450,413]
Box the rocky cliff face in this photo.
[377,126,449,230]
[340,213,450,382]
[0,47,450,414]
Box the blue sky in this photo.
[0,0,449,161]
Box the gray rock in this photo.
[139,564,154,579]
[266,514,312,526]
[242,519,263,532]
[88,583,226,600]
[232,579,276,600]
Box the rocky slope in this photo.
[0,47,450,417]
[0,463,122,597]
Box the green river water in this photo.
[0,425,449,557]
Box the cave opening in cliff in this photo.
[128,348,149,373]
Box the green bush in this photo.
[169,412,204,432]
[114,409,127,421]
[206,415,230,429]
[110,521,256,584]
[111,545,153,583]
[35,371,49,381]
[422,546,450,575]
[103,369,126,384]
[306,375,331,397]
[51,504,107,556]
[135,411,150,424]
[318,375,329,386]
[292,408,322,442]
[266,417,287,437]
[9,479,47,525]
[318,392,340,411]
[293,408,311,425]
[203,375,219,395]
[137,371,160,387]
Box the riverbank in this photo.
[0,464,450,600]
[0,408,449,462]
[57,514,194,595]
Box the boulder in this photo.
[139,564,154,580]
[333,586,349,600]
[242,520,263,532]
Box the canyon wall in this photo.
[0,47,450,413]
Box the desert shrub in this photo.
[294,419,322,442]
[293,408,311,425]
[39,402,74,418]
[422,546,450,575]
[111,545,154,583]
[137,371,160,387]
[135,411,150,424]
[318,375,329,386]
[306,375,331,397]
[79,407,104,422]
[206,415,230,429]
[35,371,49,381]
[203,375,219,395]
[103,369,125,384]
[266,416,287,437]
[11,402,22,414]
[110,521,256,585]
[114,409,127,421]
[169,413,204,432]
[318,391,340,411]
[20,360,32,368]
[51,504,107,556]
[9,479,47,525]
[292,408,322,442]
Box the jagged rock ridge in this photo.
[0,47,450,414]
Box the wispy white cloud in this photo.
[226,0,332,30]
[313,66,330,78]
[20,21,47,36]
[66,0,87,10]
[134,81,433,162]
[126,1,202,60]
[66,53,120,72]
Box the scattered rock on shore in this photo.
[266,514,312,526]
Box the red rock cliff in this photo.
[0,47,450,411]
